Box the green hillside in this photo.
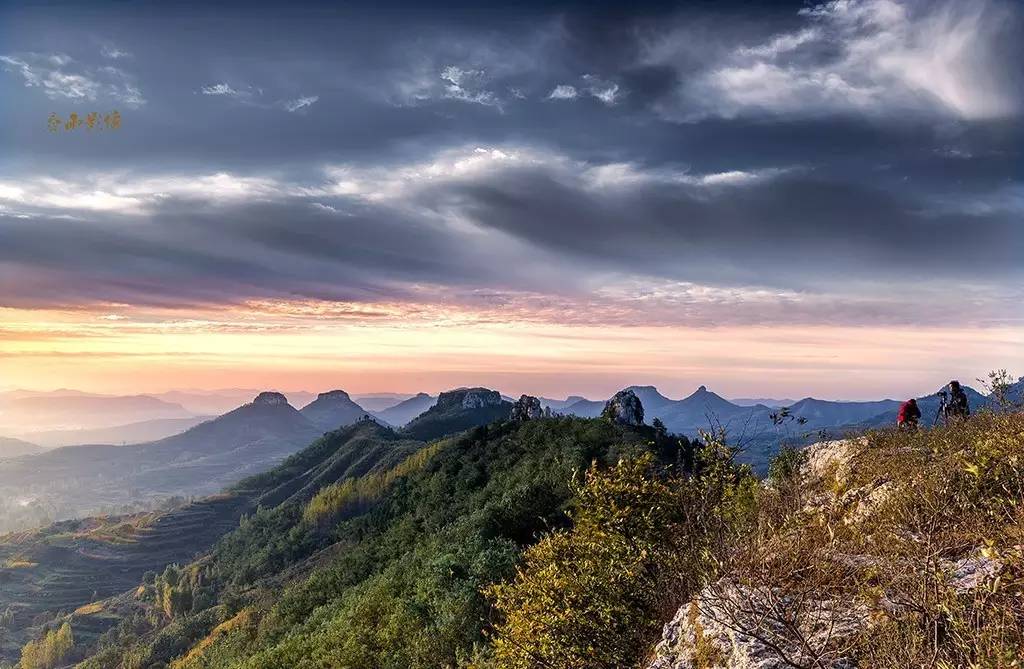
[48,416,691,668]
[0,421,421,665]
[8,403,1021,669]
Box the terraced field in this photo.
[0,421,424,663]
[0,494,250,659]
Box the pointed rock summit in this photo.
[602,389,645,426]
[511,395,543,421]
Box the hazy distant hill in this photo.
[787,397,901,427]
[0,421,421,662]
[561,397,605,417]
[0,392,321,529]
[152,389,317,415]
[373,392,437,426]
[539,395,590,411]
[862,384,988,427]
[731,397,796,407]
[0,393,194,431]
[401,388,512,442]
[0,436,42,459]
[22,416,213,448]
[300,390,371,431]
[352,393,415,412]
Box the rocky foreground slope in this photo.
[648,412,1024,668]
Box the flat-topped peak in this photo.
[316,390,352,401]
[436,387,503,410]
[252,391,290,407]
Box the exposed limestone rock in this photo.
[510,395,543,421]
[435,387,503,411]
[945,554,1002,592]
[648,581,865,669]
[315,390,351,401]
[602,389,645,426]
[252,391,290,407]
[802,437,867,487]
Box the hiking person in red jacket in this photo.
[897,398,921,430]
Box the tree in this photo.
[20,622,73,669]
[487,454,690,669]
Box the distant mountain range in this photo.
[731,397,796,407]
[861,385,989,428]
[351,393,417,412]
[0,393,194,432]
[21,416,214,448]
[0,436,42,459]
[300,390,373,431]
[0,386,518,531]
[0,392,325,529]
[549,383,994,433]
[372,392,437,426]
[402,388,511,442]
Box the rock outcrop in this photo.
[510,395,543,421]
[602,389,644,426]
[436,387,504,410]
[252,391,290,407]
[649,581,866,669]
[647,434,1011,669]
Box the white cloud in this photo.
[440,66,501,107]
[100,44,131,59]
[0,52,145,107]
[284,95,319,112]
[0,172,285,215]
[737,27,822,58]
[547,84,578,100]
[583,162,787,189]
[656,0,1021,120]
[582,75,620,105]
[201,83,241,97]
[0,54,98,100]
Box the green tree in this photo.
[487,454,691,669]
[20,622,73,669]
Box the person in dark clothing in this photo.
[897,398,921,430]
[944,380,971,421]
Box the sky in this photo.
[0,0,1022,401]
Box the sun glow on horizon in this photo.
[2,302,1021,401]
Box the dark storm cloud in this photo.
[0,0,1021,327]
[0,148,1020,329]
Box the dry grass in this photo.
[710,411,1024,668]
[73,602,105,616]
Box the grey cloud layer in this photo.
[1,150,1019,326]
[0,0,1021,328]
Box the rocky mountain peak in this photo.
[252,391,290,407]
[511,395,543,421]
[316,390,352,401]
[436,387,503,410]
[602,389,644,426]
